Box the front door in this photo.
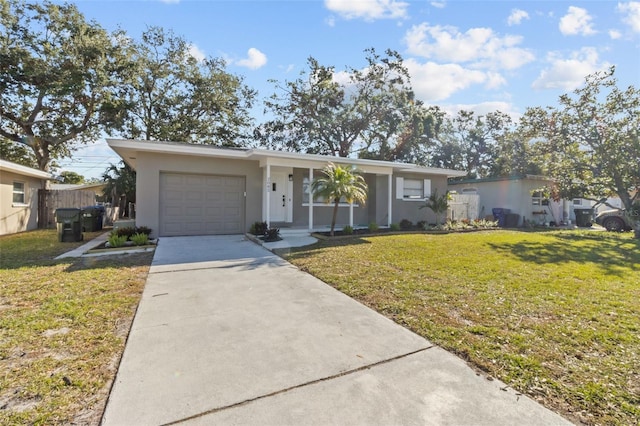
[269,172,287,222]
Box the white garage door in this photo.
[159,173,245,236]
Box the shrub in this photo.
[130,233,149,246]
[342,225,354,235]
[390,223,401,231]
[368,222,379,232]
[264,227,280,242]
[114,226,136,240]
[108,234,127,248]
[249,221,268,236]
[399,219,413,230]
[135,226,152,236]
[416,220,427,230]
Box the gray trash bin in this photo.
[55,208,83,242]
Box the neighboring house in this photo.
[107,139,466,237]
[0,159,52,235]
[449,175,578,227]
[50,182,106,197]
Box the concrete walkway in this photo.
[102,235,571,426]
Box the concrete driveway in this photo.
[102,235,571,426]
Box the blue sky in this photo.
[58,0,640,179]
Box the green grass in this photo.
[284,230,640,425]
[0,229,153,425]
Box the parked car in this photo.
[594,209,635,232]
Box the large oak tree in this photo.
[0,0,132,173]
[521,67,639,233]
[117,27,256,145]
[257,48,422,160]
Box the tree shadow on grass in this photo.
[63,252,154,273]
[486,234,639,277]
[277,236,372,260]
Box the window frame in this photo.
[531,190,549,206]
[302,177,358,207]
[396,177,431,201]
[12,181,27,206]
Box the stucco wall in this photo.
[135,152,263,237]
[449,177,564,226]
[1,170,43,235]
[392,174,449,225]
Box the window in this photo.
[302,177,352,205]
[573,199,582,206]
[531,191,549,206]
[396,177,431,200]
[12,182,25,204]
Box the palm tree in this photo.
[419,189,450,225]
[311,162,368,236]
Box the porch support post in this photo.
[266,163,271,228]
[308,167,314,231]
[349,202,354,228]
[388,174,392,227]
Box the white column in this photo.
[349,202,354,227]
[266,164,271,228]
[388,174,393,227]
[308,167,314,231]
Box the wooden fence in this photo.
[38,189,97,228]
[448,193,480,221]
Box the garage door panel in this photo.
[160,173,245,236]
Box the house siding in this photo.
[135,152,263,238]
[449,177,568,226]
[0,170,43,235]
[392,174,449,225]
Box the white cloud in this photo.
[507,9,529,26]
[405,59,493,102]
[430,1,446,9]
[618,2,640,33]
[159,0,180,4]
[559,6,596,36]
[236,48,267,70]
[532,48,610,90]
[439,101,522,120]
[324,0,409,21]
[404,23,534,70]
[187,44,206,62]
[609,29,623,39]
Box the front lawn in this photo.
[284,230,640,425]
[0,229,153,424]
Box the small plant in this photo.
[368,222,379,232]
[399,219,413,230]
[249,221,268,236]
[390,223,400,231]
[342,225,354,235]
[135,226,152,236]
[107,234,127,248]
[130,233,149,246]
[114,226,136,240]
[263,227,280,242]
[417,220,427,230]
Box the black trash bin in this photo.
[505,213,520,228]
[82,205,105,232]
[574,208,594,227]
[55,208,83,242]
[492,208,511,227]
